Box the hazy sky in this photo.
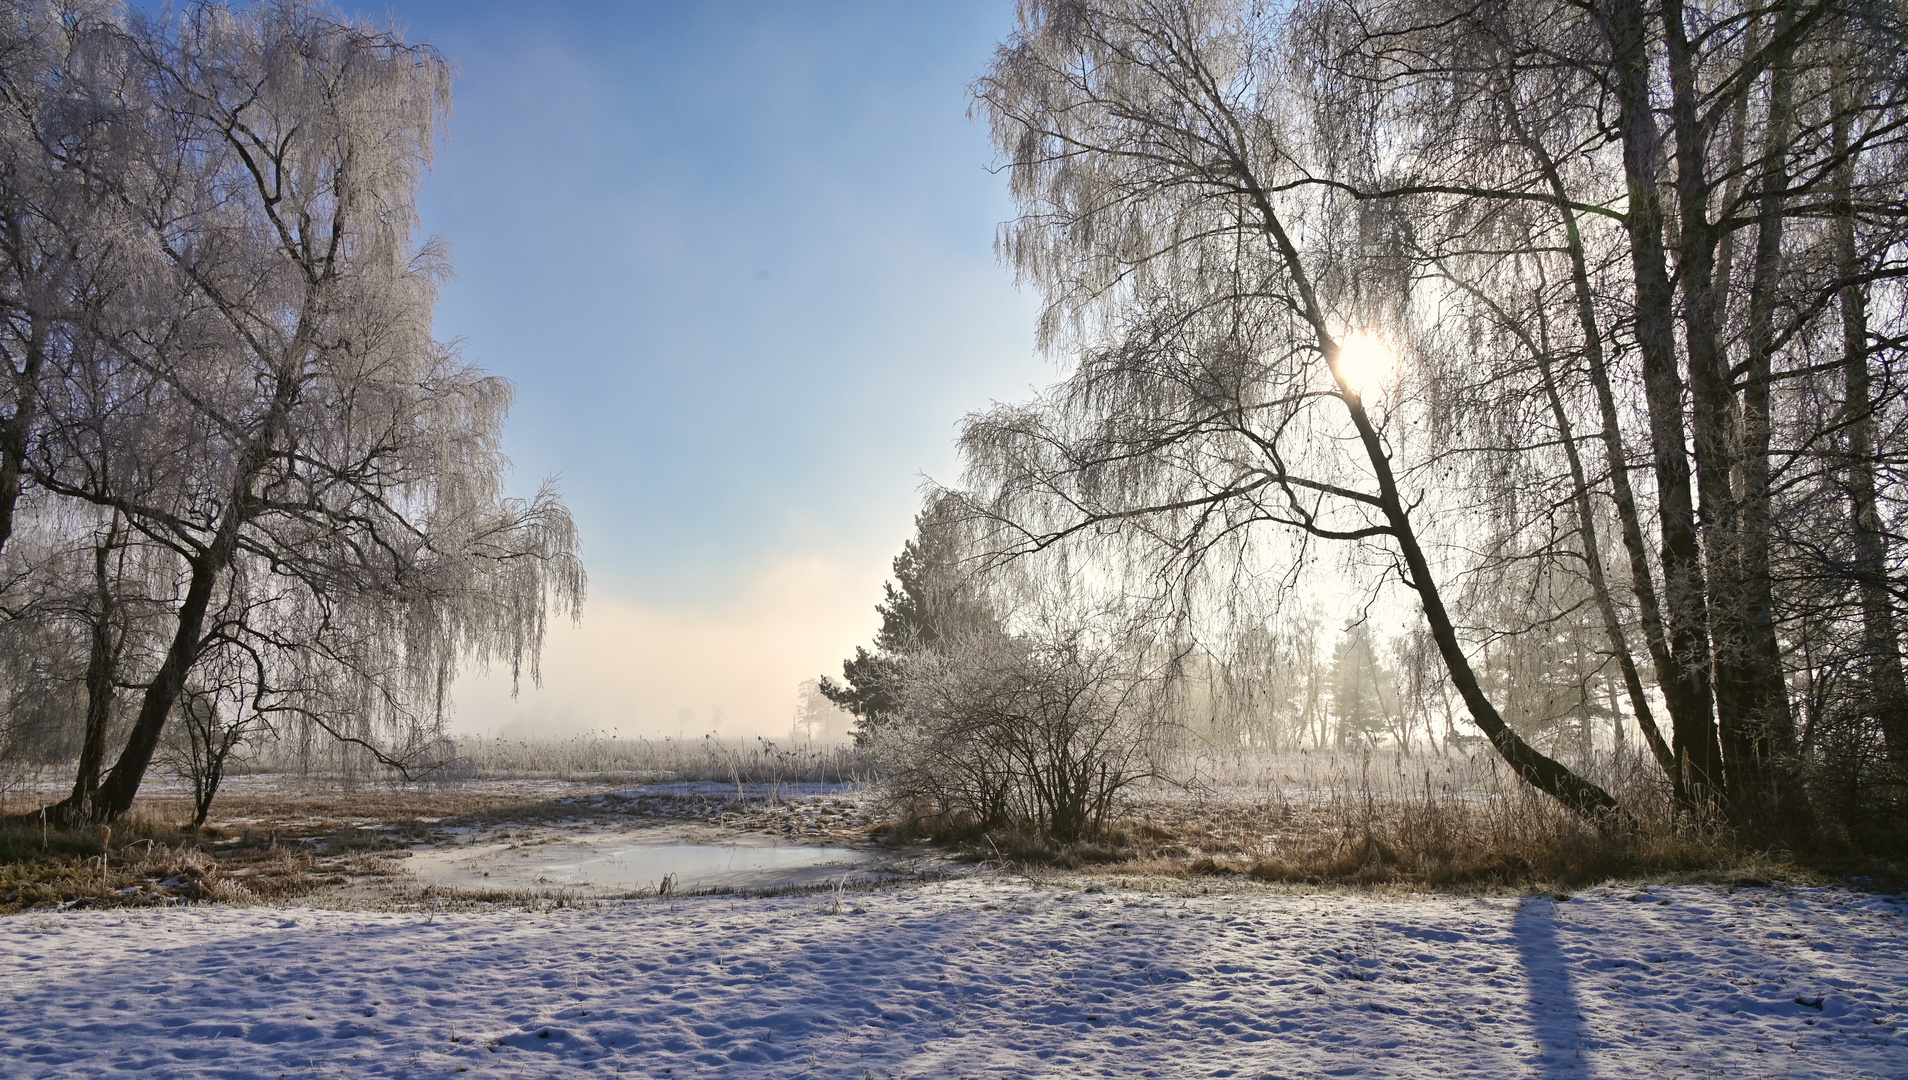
[366,1,1046,739]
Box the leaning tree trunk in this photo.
[1235,175,1622,824]
[1518,118,1696,810]
[89,548,226,822]
[1344,388,1621,822]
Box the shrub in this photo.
[881,628,1163,842]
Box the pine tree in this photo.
[822,503,994,741]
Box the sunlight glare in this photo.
[1334,331,1395,396]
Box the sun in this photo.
[1333,331,1395,396]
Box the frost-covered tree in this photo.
[955,0,1623,822]
[823,500,997,742]
[0,0,131,559]
[790,678,854,745]
[1330,625,1394,751]
[0,1,583,823]
[950,0,1908,845]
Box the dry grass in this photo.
[0,798,448,914]
[2,748,1863,911]
[917,750,1809,889]
[230,733,873,786]
[0,819,333,913]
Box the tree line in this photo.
[0,0,582,824]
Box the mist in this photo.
[448,554,886,741]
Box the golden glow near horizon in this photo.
[1333,331,1395,396]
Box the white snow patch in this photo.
[3,882,1903,1077]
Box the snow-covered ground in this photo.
[3,879,1903,1078]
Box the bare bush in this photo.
[883,628,1166,843]
[155,668,258,828]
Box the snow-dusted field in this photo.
[4,879,1903,1078]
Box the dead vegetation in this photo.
[0,818,407,914]
[891,751,1860,889]
[228,733,873,787]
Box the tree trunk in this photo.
[1659,0,1784,834]
[90,551,223,821]
[1517,97,1696,810]
[88,348,305,821]
[1533,332,1681,794]
[1233,160,1623,822]
[1833,57,1908,761]
[0,306,47,558]
[66,516,126,821]
[1599,0,1725,810]
[1733,17,1811,838]
[1368,406,1622,822]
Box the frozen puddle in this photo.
[409,827,874,895]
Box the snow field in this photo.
[2,880,1903,1078]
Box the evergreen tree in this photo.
[822,502,993,742]
[1330,625,1393,750]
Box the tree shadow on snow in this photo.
[1512,896,1594,1079]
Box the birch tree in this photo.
[961,0,1623,821]
[0,1,583,824]
[957,0,1908,839]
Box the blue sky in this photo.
[363,1,1044,736]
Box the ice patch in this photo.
[407,828,873,895]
